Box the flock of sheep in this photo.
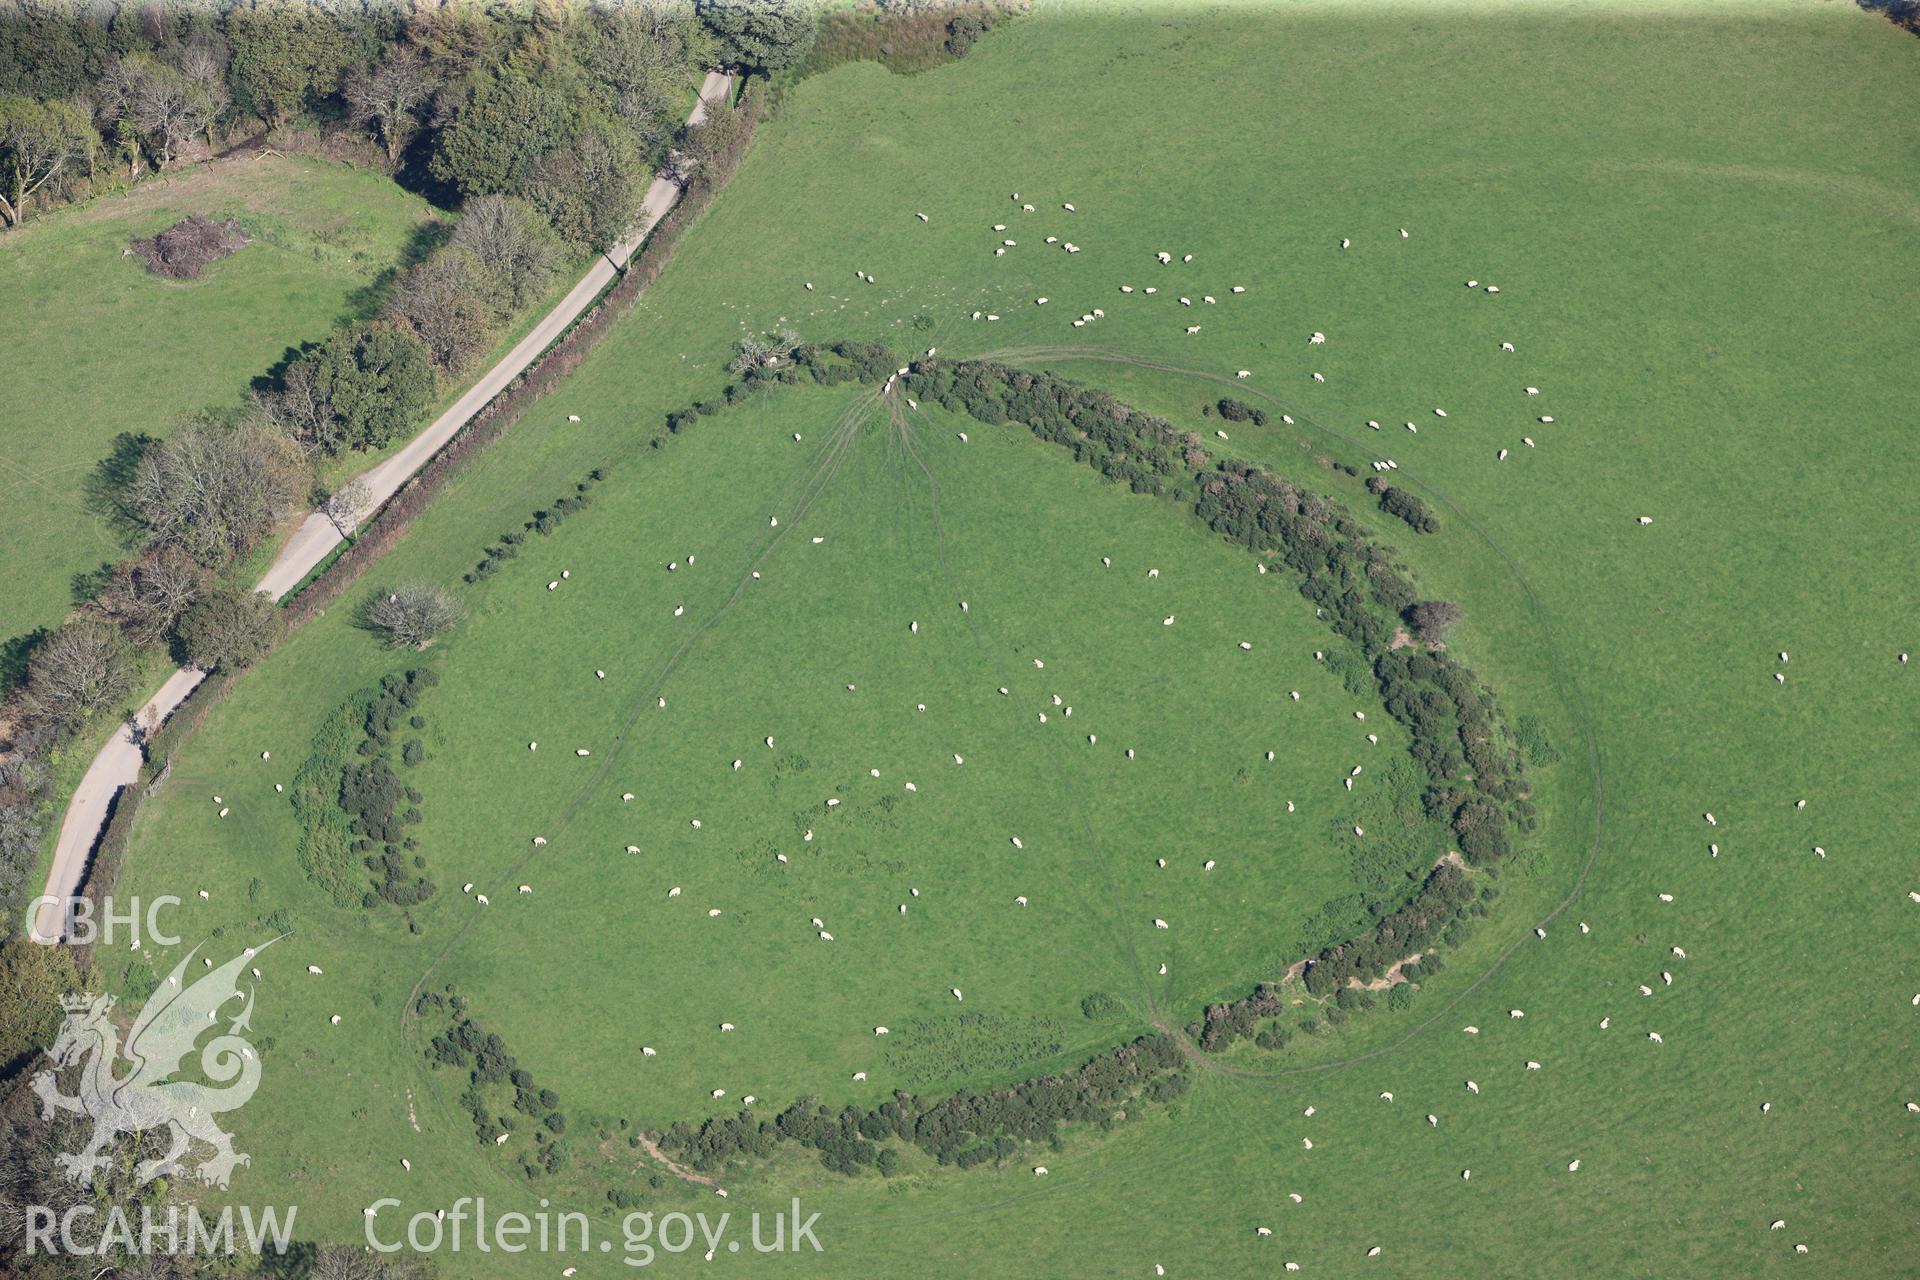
[158,194,1919,1270]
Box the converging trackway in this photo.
[28,71,733,944]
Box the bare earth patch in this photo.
[128,215,250,279]
[635,1131,724,1191]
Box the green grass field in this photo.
[100,1,1920,1274]
[0,154,444,648]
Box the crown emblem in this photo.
[59,992,112,1013]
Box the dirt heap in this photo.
[129,215,251,279]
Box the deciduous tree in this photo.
[125,415,309,564]
[176,583,277,671]
[344,45,436,164]
[0,95,95,228]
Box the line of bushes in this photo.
[463,469,607,585]
[658,1031,1187,1179]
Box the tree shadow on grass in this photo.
[70,562,115,607]
[338,217,455,325]
[0,628,48,692]
[82,431,157,550]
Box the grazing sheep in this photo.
[1648,1031,1664,1043]
[1312,372,1325,383]
[1237,370,1252,379]
[1310,332,1325,344]
[1501,341,1515,351]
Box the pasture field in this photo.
[0,154,446,648]
[104,1,1920,1275]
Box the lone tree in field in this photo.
[177,583,278,671]
[366,584,465,649]
[0,96,96,229]
[21,619,134,731]
[344,46,437,164]
[1405,599,1464,642]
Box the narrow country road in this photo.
[29,71,732,944]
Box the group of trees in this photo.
[0,0,791,229]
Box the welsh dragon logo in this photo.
[32,939,277,1190]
